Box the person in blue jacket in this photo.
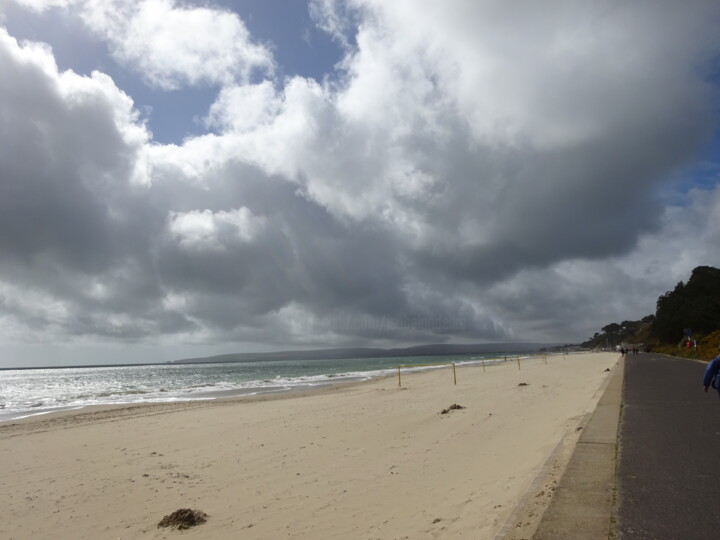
[702,346,720,395]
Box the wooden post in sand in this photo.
[397,366,401,387]
[481,358,486,372]
[452,363,457,385]
[516,356,521,370]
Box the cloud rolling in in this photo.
[1,0,720,365]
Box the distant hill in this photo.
[172,342,555,364]
[581,316,655,350]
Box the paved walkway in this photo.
[615,352,720,539]
[532,356,623,540]
[530,352,720,539]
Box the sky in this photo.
[1,0,720,367]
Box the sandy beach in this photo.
[0,352,618,539]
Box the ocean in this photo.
[0,353,527,423]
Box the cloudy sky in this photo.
[1,0,719,367]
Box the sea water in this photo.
[0,354,517,422]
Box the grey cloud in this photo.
[2,0,720,359]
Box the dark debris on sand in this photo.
[157,508,208,530]
[440,403,465,414]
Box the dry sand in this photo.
[0,352,619,539]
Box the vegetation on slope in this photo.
[582,266,720,361]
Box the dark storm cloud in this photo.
[2,0,720,360]
[0,45,131,273]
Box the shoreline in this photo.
[0,376,380,434]
[1,352,619,539]
[0,353,552,424]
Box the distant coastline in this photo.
[172,342,567,364]
[1,342,577,371]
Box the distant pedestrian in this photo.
[702,346,720,396]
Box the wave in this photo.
[0,353,544,422]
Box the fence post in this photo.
[517,356,521,370]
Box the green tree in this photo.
[651,267,720,343]
[602,323,621,334]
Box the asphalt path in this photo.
[615,352,720,539]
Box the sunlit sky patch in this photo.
[1,0,719,367]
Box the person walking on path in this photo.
[702,346,720,395]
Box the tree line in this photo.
[582,266,720,358]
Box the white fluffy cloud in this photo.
[1,1,720,364]
[11,0,274,89]
[168,208,266,251]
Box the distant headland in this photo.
[171,342,566,364]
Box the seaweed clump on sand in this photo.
[440,403,465,414]
[157,508,208,530]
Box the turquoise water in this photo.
[0,353,521,422]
